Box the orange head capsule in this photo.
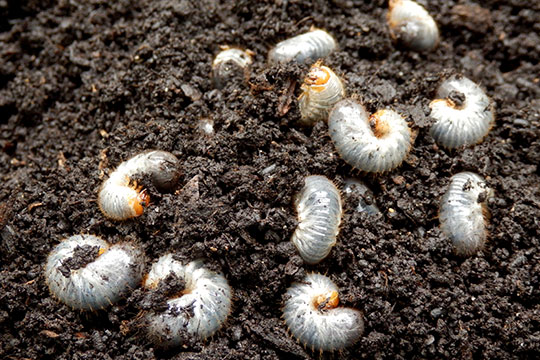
[369,110,392,138]
[304,66,331,89]
[129,189,150,216]
[299,62,345,125]
[314,290,339,310]
[97,247,107,257]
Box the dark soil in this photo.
[1,0,539,359]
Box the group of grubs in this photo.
[45,0,497,354]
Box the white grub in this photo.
[144,255,232,348]
[98,150,180,220]
[211,48,253,89]
[387,0,439,52]
[291,175,342,264]
[299,62,345,125]
[328,99,412,173]
[45,235,144,311]
[199,117,214,135]
[268,29,337,64]
[343,178,380,215]
[429,76,494,149]
[440,172,493,256]
[283,273,364,352]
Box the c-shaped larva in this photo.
[98,150,180,220]
[429,76,495,149]
[298,62,345,125]
[283,273,364,352]
[143,254,232,348]
[268,29,337,64]
[440,172,493,256]
[291,175,342,264]
[211,48,253,89]
[387,0,439,52]
[45,234,144,310]
[328,99,412,173]
[343,178,381,215]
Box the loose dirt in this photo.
[0,1,539,359]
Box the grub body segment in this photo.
[430,76,494,149]
[98,150,180,220]
[328,100,412,173]
[299,64,345,125]
[268,29,337,64]
[291,176,342,264]
[387,0,439,52]
[144,255,232,347]
[45,234,144,310]
[440,172,493,256]
[283,273,364,352]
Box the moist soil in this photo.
[0,1,539,359]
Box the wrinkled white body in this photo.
[268,29,336,64]
[98,150,179,220]
[440,172,492,256]
[430,76,494,148]
[144,255,232,347]
[45,235,144,310]
[388,0,439,52]
[328,100,411,172]
[283,274,363,351]
[299,67,345,125]
[343,178,380,215]
[212,48,252,89]
[291,176,342,264]
[213,48,252,69]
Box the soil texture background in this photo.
[0,0,539,359]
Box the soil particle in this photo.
[57,244,100,276]
[1,0,539,359]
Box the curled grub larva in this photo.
[343,178,380,215]
[328,99,412,173]
[98,150,180,220]
[45,235,144,311]
[199,118,214,135]
[283,273,364,352]
[440,172,493,256]
[144,254,232,348]
[387,0,439,52]
[211,48,253,89]
[268,29,337,64]
[429,76,495,149]
[291,175,342,264]
[298,62,345,125]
